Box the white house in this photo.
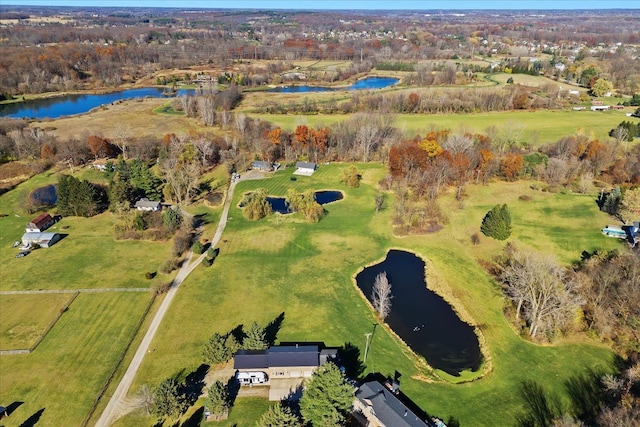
[294,161,317,176]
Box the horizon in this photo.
[2,0,638,10]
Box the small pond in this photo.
[267,190,343,214]
[269,76,398,93]
[355,249,482,376]
[0,87,194,120]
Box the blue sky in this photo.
[3,0,637,10]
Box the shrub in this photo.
[145,271,156,280]
[192,240,204,254]
[160,258,179,274]
[152,281,171,295]
[471,233,481,245]
[202,257,214,267]
[173,229,193,257]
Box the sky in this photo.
[2,0,637,10]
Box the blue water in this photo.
[0,87,194,119]
[269,76,398,93]
[355,250,482,376]
[266,190,344,214]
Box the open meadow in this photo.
[113,163,620,426]
[0,166,180,427]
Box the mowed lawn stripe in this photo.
[0,292,152,427]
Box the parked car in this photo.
[12,241,21,247]
[15,251,30,258]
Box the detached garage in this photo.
[21,232,61,248]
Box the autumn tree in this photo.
[591,78,614,97]
[481,204,512,241]
[500,153,523,180]
[371,272,392,320]
[87,135,119,158]
[618,188,640,223]
[341,165,361,188]
[158,141,201,206]
[242,189,272,220]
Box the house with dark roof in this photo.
[26,212,55,233]
[134,198,162,211]
[233,344,337,401]
[294,161,317,176]
[354,380,432,427]
[251,160,273,171]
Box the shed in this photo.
[294,161,317,176]
[134,198,161,211]
[21,232,61,248]
[26,212,55,233]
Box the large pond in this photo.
[269,76,398,93]
[355,249,482,376]
[0,87,194,120]
[267,190,343,214]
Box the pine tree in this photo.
[243,321,267,350]
[300,363,354,427]
[153,378,183,420]
[203,333,231,365]
[480,204,512,241]
[257,403,300,427]
[207,380,229,419]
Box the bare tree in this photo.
[371,272,392,320]
[500,249,582,339]
[112,123,132,160]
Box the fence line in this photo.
[0,288,149,295]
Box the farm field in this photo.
[116,163,620,426]
[489,72,588,91]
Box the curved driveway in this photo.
[95,177,241,426]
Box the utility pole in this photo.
[363,332,372,362]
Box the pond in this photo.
[269,76,399,93]
[267,190,344,214]
[355,249,482,376]
[0,87,194,120]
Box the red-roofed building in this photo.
[26,212,55,233]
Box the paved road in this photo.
[95,178,240,427]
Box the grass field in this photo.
[0,292,153,427]
[0,293,73,350]
[252,109,635,145]
[490,72,588,92]
[117,163,620,426]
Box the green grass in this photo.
[0,292,153,427]
[124,163,620,426]
[0,293,73,350]
[250,109,633,145]
[0,167,175,291]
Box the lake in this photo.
[0,88,193,120]
[269,76,399,93]
[355,249,482,376]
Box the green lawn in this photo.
[122,163,620,426]
[0,293,74,350]
[0,292,153,427]
[250,109,635,146]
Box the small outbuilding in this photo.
[26,212,55,233]
[134,198,162,211]
[21,232,61,248]
[294,161,317,176]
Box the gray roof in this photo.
[295,161,317,170]
[234,345,319,370]
[134,198,161,208]
[252,160,272,168]
[356,381,429,427]
[22,232,59,241]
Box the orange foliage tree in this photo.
[500,153,523,180]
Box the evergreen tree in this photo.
[480,204,512,241]
[243,321,267,350]
[203,332,231,365]
[257,403,300,427]
[57,174,100,217]
[108,172,133,213]
[163,207,183,231]
[603,186,622,216]
[300,363,355,427]
[207,380,230,419]
[153,378,183,420]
